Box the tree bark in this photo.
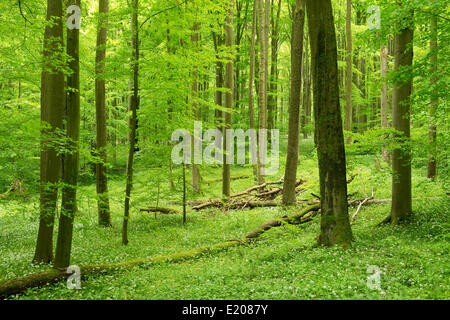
[306,0,352,247]
[248,0,258,180]
[344,0,352,144]
[388,7,414,224]
[34,0,65,264]
[54,0,81,268]
[95,0,111,227]
[380,45,390,162]
[122,0,139,246]
[256,0,269,184]
[267,0,282,142]
[282,0,305,206]
[212,32,224,129]
[222,0,234,198]
[191,20,201,194]
[427,15,438,179]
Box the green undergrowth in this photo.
[0,139,448,299]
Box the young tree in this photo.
[385,7,414,224]
[222,0,234,197]
[306,0,352,246]
[33,0,65,264]
[54,0,81,268]
[282,0,305,206]
[95,0,111,227]
[122,0,139,246]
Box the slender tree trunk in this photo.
[122,0,139,246]
[306,0,352,247]
[256,0,269,184]
[191,21,201,194]
[427,15,438,179]
[54,0,81,269]
[222,0,234,198]
[213,32,224,129]
[300,31,308,138]
[380,45,390,162]
[267,0,281,142]
[344,0,352,144]
[387,8,414,224]
[359,56,367,132]
[34,0,65,264]
[95,0,111,227]
[282,0,305,206]
[303,31,311,138]
[249,0,258,180]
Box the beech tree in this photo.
[380,45,390,162]
[222,0,234,198]
[282,0,305,206]
[384,6,414,225]
[344,0,352,144]
[122,0,139,246]
[34,0,65,264]
[256,0,270,184]
[95,0,112,227]
[54,0,81,268]
[427,15,438,179]
[306,0,352,246]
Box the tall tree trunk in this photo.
[359,56,367,132]
[256,0,269,184]
[213,32,224,129]
[122,0,139,246]
[380,45,390,162]
[248,0,258,180]
[267,0,282,143]
[222,0,234,198]
[234,0,248,110]
[54,0,81,268]
[386,8,414,224]
[427,15,438,179]
[306,0,352,247]
[34,0,65,264]
[191,21,201,194]
[344,0,352,144]
[282,0,305,206]
[95,0,111,227]
[303,31,311,138]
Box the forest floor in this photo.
[0,139,448,300]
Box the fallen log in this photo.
[140,207,181,215]
[245,204,321,239]
[0,204,320,298]
[228,200,280,210]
